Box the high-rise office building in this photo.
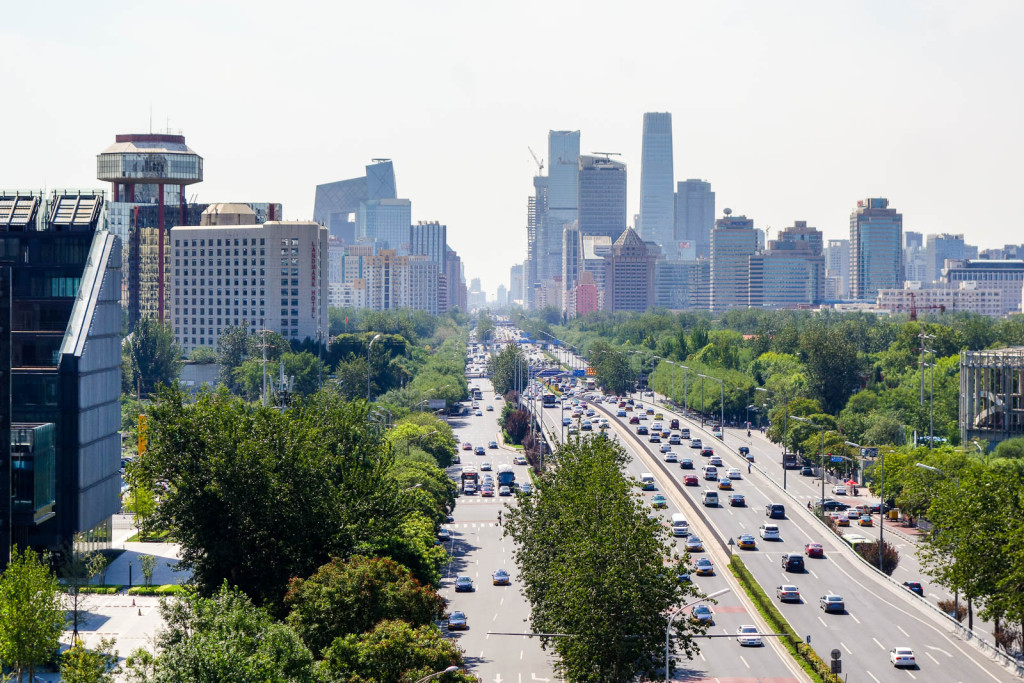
[314,160,397,243]
[709,212,758,312]
[578,155,627,239]
[904,231,923,249]
[562,222,583,299]
[171,205,329,352]
[943,259,1024,316]
[496,284,507,307]
[97,133,204,325]
[825,239,851,299]
[410,221,448,272]
[674,180,715,260]
[357,198,411,252]
[850,198,903,300]
[539,131,580,299]
[654,260,694,310]
[639,112,674,248]
[925,233,966,282]
[509,263,524,306]
[602,228,658,312]
[0,191,122,569]
[748,221,825,308]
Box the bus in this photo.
[542,393,557,408]
[470,387,483,401]
[584,378,596,391]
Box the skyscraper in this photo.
[410,221,448,271]
[602,228,658,312]
[538,131,580,294]
[357,198,411,252]
[850,198,903,300]
[639,113,674,248]
[313,160,397,243]
[825,239,851,299]
[748,221,826,308]
[925,233,966,282]
[578,155,627,239]
[710,211,758,312]
[674,180,715,259]
[562,222,583,299]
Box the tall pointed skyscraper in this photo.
[639,112,674,248]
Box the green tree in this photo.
[800,324,862,414]
[124,459,158,541]
[140,554,157,587]
[505,435,705,682]
[589,341,636,396]
[318,619,474,683]
[0,547,65,683]
[188,346,217,363]
[476,311,495,345]
[489,343,529,395]
[60,637,119,683]
[141,386,403,609]
[125,584,314,683]
[502,408,531,445]
[284,556,445,657]
[216,327,287,394]
[123,317,183,396]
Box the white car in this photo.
[832,485,847,496]
[736,625,763,647]
[665,452,678,463]
[889,647,916,668]
[759,523,781,540]
[727,467,742,479]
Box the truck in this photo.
[497,464,515,488]
[782,453,798,469]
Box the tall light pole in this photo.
[367,333,382,402]
[792,416,825,514]
[666,588,730,682]
[413,666,459,683]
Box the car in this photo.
[463,483,477,495]
[701,448,714,458]
[637,426,649,435]
[759,523,780,540]
[659,444,672,453]
[858,514,873,526]
[617,410,627,417]
[481,462,492,471]
[474,410,483,416]
[805,543,824,558]
[438,528,452,541]
[481,486,494,497]
[462,442,473,450]
[683,474,699,486]
[820,593,845,613]
[727,467,742,479]
[651,494,668,509]
[776,584,801,602]
[665,452,678,463]
[629,416,640,424]
[694,558,714,576]
[816,498,850,512]
[903,581,924,597]
[890,647,916,668]
[499,486,512,496]
[488,440,498,449]
[738,534,756,550]
[474,446,485,455]
[447,610,468,630]
[730,493,746,507]
[648,434,661,443]
[451,454,461,464]
[717,479,733,490]
[455,576,474,592]
[680,458,694,469]
[709,455,724,467]
[691,439,702,449]
[669,435,681,445]
[492,569,511,585]
[738,446,750,456]
[801,465,815,476]
[712,428,723,439]
[691,604,714,623]
[781,553,805,572]
[646,408,655,415]
[685,536,704,552]
[766,503,786,519]
[832,485,847,496]
[519,483,533,496]
[486,405,494,411]
[514,455,528,465]
[580,421,592,431]
[833,512,850,527]
[736,625,763,646]
[638,413,648,421]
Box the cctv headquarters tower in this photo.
[97,134,204,324]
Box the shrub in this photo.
[853,540,900,575]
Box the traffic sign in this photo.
[830,455,844,463]
[572,369,585,377]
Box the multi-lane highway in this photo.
[540,344,1019,683]
[440,357,558,682]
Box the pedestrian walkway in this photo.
[105,542,191,587]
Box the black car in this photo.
[766,503,786,519]
[637,426,649,435]
[817,499,850,512]
[903,581,924,597]
[781,553,805,572]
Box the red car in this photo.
[805,543,824,558]
[629,416,640,424]
[462,442,473,450]
[683,474,699,486]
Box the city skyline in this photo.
[3,1,1024,295]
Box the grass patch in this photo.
[65,585,123,595]
[729,556,841,683]
[125,529,173,543]
[128,584,187,596]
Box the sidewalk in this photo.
[106,542,191,587]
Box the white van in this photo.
[702,465,718,481]
[680,428,691,439]
[702,489,719,507]
[671,513,689,537]
[640,473,656,491]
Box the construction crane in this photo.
[907,291,946,321]
[527,147,544,176]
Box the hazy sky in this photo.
[3,1,1022,295]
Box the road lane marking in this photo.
[927,652,939,664]
[898,625,910,637]
[849,613,861,624]
[907,671,916,680]
[867,671,881,683]
[740,655,750,668]
[520,649,524,660]
[872,637,884,650]
[817,616,828,628]
[809,569,819,579]
[500,597,505,606]
[842,642,852,654]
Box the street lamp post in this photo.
[367,334,382,402]
[792,416,825,515]
[666,588,730,682]
[413,666,459,683]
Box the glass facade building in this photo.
[639,113,674,249]
[674,180,715,260]
[850,198,903,301]
[357,198,412,252]
[578,156,627,240]
[314,160,397,243]
[710,213,758,312]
